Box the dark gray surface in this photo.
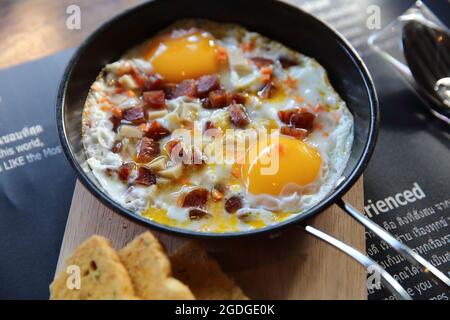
[0,49,76,299]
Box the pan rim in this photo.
[56,0,379,239]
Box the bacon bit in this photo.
[278,109,298,124]
[286,76,298,89]
[229,104,250,128]
[143,90,166,109]
[181,188,209,208]
[231,166,241,178]
[144,73,165,91]
[294,96,304,103]
[91,83,101,91]
[136,137,160,163]
[207,89,230,109]
[134,167,157,186]
[143,121,171,141]
[279,56,298,69]
[99,97,111,104]
[196,74,220,97]
[165,140,184,160]
[251,57,274,68]
[280,126,308,140]
[117,63,132,76]
[122,107,146,124]
[211,189,224,202]
[126,90,136,98]
[323,132,330,138]
[118,163,134,181]
[225,196,243,213]
[188,208,211,220]
[240,41,255,53]
[290,112,316,131]
[111,141,123,154]
[100,105,111,111]
[314,104,326,113]
[115,87,125,94]
[261,66,273,83]
[162,83,177,99]
[130,68,147,88]
[299,106,309,113]
[231,92,247,104]
[173,79,197,98]
[111,107,123,119]
[109,116,121,132]
[105,168,114,177]
[216,46,228,63]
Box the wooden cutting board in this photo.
[56,179,366,300]
[0,0,366,300]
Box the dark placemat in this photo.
[0,49,76,299]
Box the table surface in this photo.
[0,0,367,299]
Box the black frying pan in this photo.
[57,0,450,295]
[57,0,377,239]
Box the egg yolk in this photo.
[240,135,322,196]
[145,31,219,82]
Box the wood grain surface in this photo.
[0,0,367,300]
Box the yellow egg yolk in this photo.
[239,135,322,196]
[145,31,219,82]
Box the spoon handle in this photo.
[337,199,450,288]
[301,225,412,300]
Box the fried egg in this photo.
[82,19,354,233]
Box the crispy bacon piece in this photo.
[196,74,220,97]
[225,196,243,213]
[163,83,177,99]
[229,104,250,128]
[278,109,316,131]
[143,73,164,91]
[134,167,157,186]
[117,163,134,181]
[278,108,299,124]
[181,188,209,208]
[143,121,171,141]
[280,126,308,140]
[173,79,197,98]
[290,112,316,131]
[109,116,121,132]
[143,90,166,109]
[251,57,275,68]
[111,141,123,154]
[136,137,160,163]
[128,68,147,88]
[279,56,298,69]
[122,107,146,124]
[207,89,230,108]
[188,208,211,220]
[231,92,247,104]
[165,139,184,160]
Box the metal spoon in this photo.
[402,20,450,123]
